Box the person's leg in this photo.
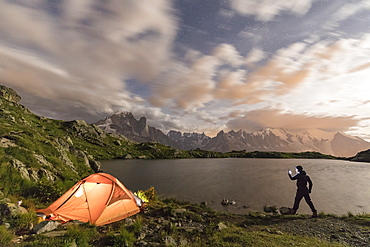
[292,192,304,213]
[303,194,316,212]
[303,194,317,217]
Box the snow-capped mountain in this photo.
[94,111,177,147]
[167,130,211,150]
[95,112,370,157]
[202,128,370,157]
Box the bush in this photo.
[127,215,143,235]
[11,210,38,232]
[0,225,13,247]
[0,163,32,196]
[66,224,98,247]
[108,226,136,247]
[135,186,157,202]
[34,179,63,204]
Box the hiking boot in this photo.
[288,208,296,215]
[311,211,318,218]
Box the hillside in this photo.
[0,85,197,200]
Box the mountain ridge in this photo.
[95,111,370,157]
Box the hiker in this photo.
[288,165,317,218]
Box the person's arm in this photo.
[307,176,313,193]
[288,170,297,180]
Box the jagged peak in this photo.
[113,111,134,118]
[0,85,21,103]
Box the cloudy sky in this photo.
[1,0,370,140]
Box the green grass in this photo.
[0,225,14,247]
[205,227,346,247]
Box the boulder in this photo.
[10,158,30,180]
[279,206,291,215]
[0,201,28,217]
[264,205,278,214]
[89,160,101,172]
[31,220,61,234]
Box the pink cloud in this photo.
[226,108,360,132]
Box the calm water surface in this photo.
[101,158,370,215]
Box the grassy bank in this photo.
[2,189,370,246]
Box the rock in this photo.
[137,240,148,246]
[0,85,21,103]
[217,222,228,231]
[279,206,291,215]
[138,232,146,240]
[38,168,56,181]
[179,238,188,246]
[66,136,73,145]
[124,154,133,159]
[114,140,122,146]
[0,137,17,148]
[10,158,30,180]
[33,154,54,168]
[0,201,28,217]
[200,201,208,206]
[174,208,187,214]
[89,160,101,172]
[73,150,90,167]
[264,205,278,214]
[28,168,39,181]
[164,236,176,246]
[125,218,134,226]
[31,220,61,234]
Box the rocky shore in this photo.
[2,194,370,246]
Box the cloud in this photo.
[245,48,266,66]
[229,0,315,21]
[226,108,360,132]
[149,55,217,110]
[0,0,177,120]
[212,43,243,66]
[150,31,370,115]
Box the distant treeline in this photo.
[187,148,337,159]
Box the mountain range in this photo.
[95,111,370,157]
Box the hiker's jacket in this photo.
[289,171,313,193]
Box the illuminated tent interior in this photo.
[37,173,141,226]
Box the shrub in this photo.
[108,226,136,247]
[128,215,143,235]
[135,186,157,202]
[66,224,98,247]
[11,210,38,232]
[0,225,14,247]
[34,178,63,203]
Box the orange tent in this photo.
[37,173,142,226]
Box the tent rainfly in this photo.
[37,173,142,226]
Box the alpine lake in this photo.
[101,158,370,215]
